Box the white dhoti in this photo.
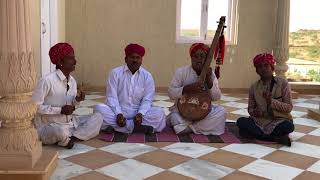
[167,105,226,135]
[34,112,103,146]
[95,104,166,134]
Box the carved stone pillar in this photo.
[274,0,290,78]
[0,0,42,169]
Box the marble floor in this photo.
[48,91,320,180]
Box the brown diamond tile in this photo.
[134,149,191,169]
[294,124,318,134]
[164,99,175,103]
[214,100,228,105]
[146,142,174,148]
[199,149,256,169]
[202,143,228,148]
[95,98,106,103]
[297,135,320,146]
[232,94,249,98]
[221,171,268,180]
[294,171,320,180]
[65,149,125,169]
[262,150,318,169]
[293,106,308,112]
[260,143,284,149]
[227,113,242,121]
[79,137,112,148]
[68,171,116,180]
[145,171,196,180]
[236,99,249,104]
[223,106,241,113]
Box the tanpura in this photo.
[177,16,226,121]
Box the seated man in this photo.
[32,43,103,149]
[167,43,226,135]
[95,43,166,134]
[236,53,294,146]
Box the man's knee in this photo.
[209,105,227,119]
[92,112,103,124]
[40,126,68,144]
[54,127,69,142]
[278,120,295,134]
[236,117,250,129]
[94,103,107,113]
[145,107,165,120]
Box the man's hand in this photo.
[134,113,143,126]
[183,82,205,94]
[116,113,126,127]
[76,90,85,102]
[263,91,272,105]
[61,105,75,115]
[252,109,263,118]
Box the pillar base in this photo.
[0,149,58,180]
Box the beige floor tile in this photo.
[68,171,116,180]
[145,171,196,180]
[65,149,125,169]
[297,135,320,146]
[134,149,191,169]
[145,142,174,148]
[262,150,318,169]
[294,171,320,180]
[199,149,257,169]
[304,100,320,105]
[221,171,268,180]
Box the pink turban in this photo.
[189,43,210,57]
[49,43,74,65]
[253,53,276,68]
[125,44,145,57]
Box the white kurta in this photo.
[167,65,226,135]
[95,65,166,133]
[32,69,103,146]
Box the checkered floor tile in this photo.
[49,92,320,180]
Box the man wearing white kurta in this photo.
[32,43,103,149]
[167,43,226,135]
[95,44,166,134]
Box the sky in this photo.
[290,0,320,32]
[180,0,320,32]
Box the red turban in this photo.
[189,43,210,57]
[49,43,74,65]
[253,53,276,68]
[125,44,145,57]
